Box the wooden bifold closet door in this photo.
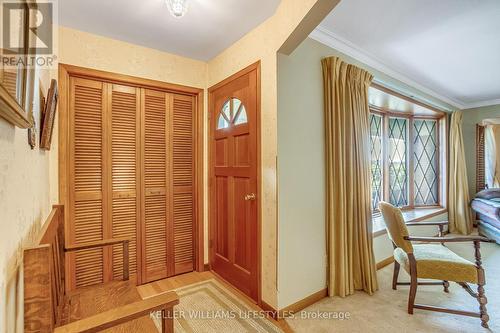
[67,76,195,289]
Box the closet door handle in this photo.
[244,193,256,201]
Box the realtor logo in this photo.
[1,0,56,68]
[2,0,53,54]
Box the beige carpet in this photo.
[286,240,499,333]
[151,279,282,333]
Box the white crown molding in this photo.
[465,99,500,109]
[309,26,500,110]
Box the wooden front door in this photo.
[209,63,260,302]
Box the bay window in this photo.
[369,85,446,215]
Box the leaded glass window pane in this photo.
[233,104,247,125]
[370,114,383,210]
[222,100,231,120]
[217,114,229,129]
[414,119,438,205]
[216,97,247,129]
[389,117,408,207]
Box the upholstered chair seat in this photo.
[393,244,478,283]
[379,201,494,328]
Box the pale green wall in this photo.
[277,39,327,309]
[277,37,456,309]
[462,104,500,195]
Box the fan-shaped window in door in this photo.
[217,97,247,129]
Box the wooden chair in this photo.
[24,205,179,333]
[379,202,494,328]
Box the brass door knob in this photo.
[244,193,256,201]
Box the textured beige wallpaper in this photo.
[58,26,208,89]
[0,68,53,333]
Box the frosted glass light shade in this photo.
[167,0,188,18]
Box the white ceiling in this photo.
[59,0,281,61]
[312,0,500,109]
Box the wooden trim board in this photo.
[260,301,278,320]
[278,288,328,319]
[0,85,32,128]
[371,82,446,116]
[59,64,203,95]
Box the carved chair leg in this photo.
[474,240,489,328]
[478,282,489,329]
[408,254,417,314]
[443,280,449,293]
[392,261,400,290]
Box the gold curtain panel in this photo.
[321,56,378,297]
[449,111,473,235]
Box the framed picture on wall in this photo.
[0,1,36,129]
[40,79,58,150]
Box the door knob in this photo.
[244,193,256,201]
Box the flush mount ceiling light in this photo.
[166,0,189,18]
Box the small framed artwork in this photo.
[28,112,36,149]
[40,79,58,150]
[28,85,46,149]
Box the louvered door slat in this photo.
[172,94,195,274]
[71,78,104,288]
[110,86,140,280]
[67,74,197,288]
[143,89,169,282]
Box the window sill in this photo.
[373,207,448,238]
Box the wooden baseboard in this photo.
[260,301,295,332]
[276,317,294,333]
[376,256,394,270]
[278,288,328,319]
[203,263,210,271]
[260,300,278,319]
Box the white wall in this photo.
[277,37,453,309]
[277,46,327,309]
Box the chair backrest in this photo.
[24,205,66,333]
[378,202,413,253]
